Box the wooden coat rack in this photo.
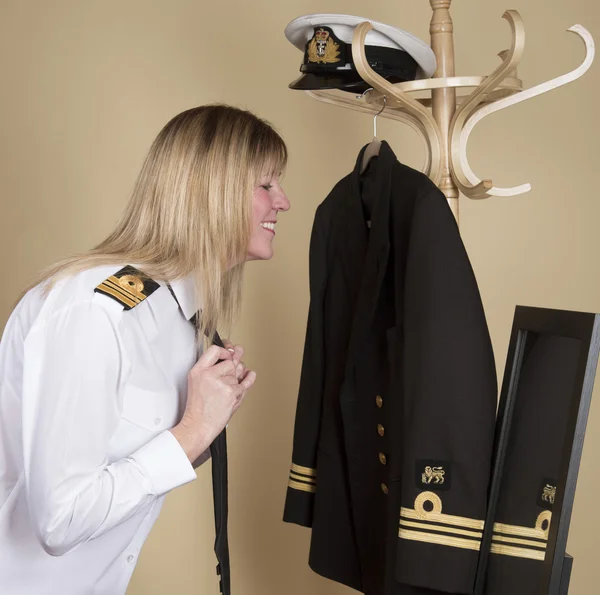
[303,1,595,224]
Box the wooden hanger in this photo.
[360,94,387,174]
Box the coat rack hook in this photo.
[452,22,595,199]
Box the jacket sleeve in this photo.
[283,207,327,527]
[395,187,498,593]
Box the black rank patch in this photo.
[94,265,160,310]
[537,478,558,509]
[416,460,451,492]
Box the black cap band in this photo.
[301,26,418,81]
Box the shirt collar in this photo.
[168,274,201,320]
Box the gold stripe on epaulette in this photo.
[105,276,145,302]
[290,471,316,485]
[399,528,481,551]
[291,463,316,477]
[490,543,546,561]
[96,283,138,308]
[288,479,316,493]
[399,519,483,539]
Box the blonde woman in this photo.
[0,104,290,594]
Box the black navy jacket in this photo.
[283,142,498,595]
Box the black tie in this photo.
[190,312,231,595]
[161,278,232,595]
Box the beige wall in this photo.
[1,0,598,593]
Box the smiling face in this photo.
[246,172,290,262]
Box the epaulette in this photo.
[94,265,160,310]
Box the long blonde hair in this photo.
[18,104,288,346]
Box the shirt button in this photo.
[381,483,389,495]
[154,417,162,426]
[379,452,387,465]
[127,555,135,563]
[376,395,383,408]
[377,424,385,437]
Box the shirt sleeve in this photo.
[21,298,197,557]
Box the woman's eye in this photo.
[261,184,273,191]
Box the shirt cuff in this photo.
[129,430,197,496]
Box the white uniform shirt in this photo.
[0,264,209,595]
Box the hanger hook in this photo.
[356,87,374,100]
[373,96,387,138]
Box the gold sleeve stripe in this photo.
[291,463,317,477]
[288,479,316,494]
[493,522,548,540]
[400,507,485,531]
[399,519,483,539]
[96,284,138,308]
[289,472,316,485]
[492,534,547,549]
[289,471,316,483]
[491,543,546,561]
[399,528,481,552]
[105,276,146,301]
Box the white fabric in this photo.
[284,13,437,79]
[0,265,208,595]
[306,23,402,51]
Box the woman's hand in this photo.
[171,343,256,463]
[222,338,248,382]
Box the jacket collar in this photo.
[351,139,395,200]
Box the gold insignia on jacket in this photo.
[307,28,341,64]
[491,510,552,561]
[541,484,556,505]
[421,466,446,485]
[399,491,485,552]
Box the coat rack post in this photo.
[430,0,460,222]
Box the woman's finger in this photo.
[222,338,236,356]
[195,345,233,369]
[235,362,246,380]
[212,358,239,377]
[238,370,256,392]
[232,345,244,363]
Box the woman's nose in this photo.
[275,191,291,212]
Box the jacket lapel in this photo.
[343,142,393,382]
